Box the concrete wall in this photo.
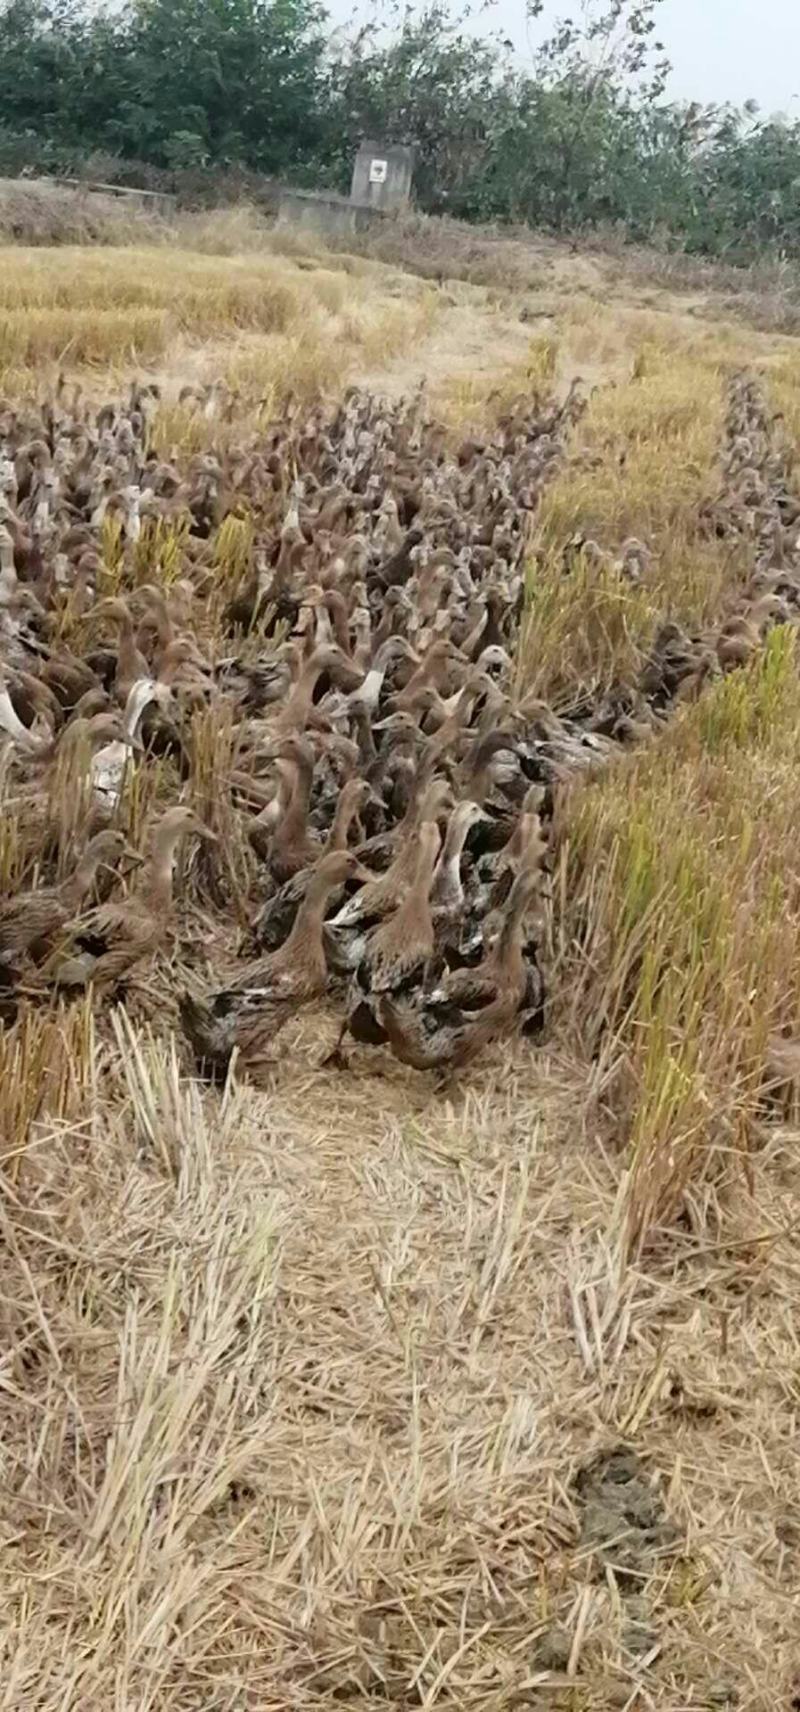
[350,141,415,214]
[277,188,383,239]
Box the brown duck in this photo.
[378,869,544,1074]
[253,779,372,951]
[258,734,322,884]
[51,806,213,989]
[326,819,441,1066]
[92,596,150,704]
[0,830,132,967]
[180,849,366,1076]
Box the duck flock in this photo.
[0,367,795,1084]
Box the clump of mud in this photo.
[575,1445,681,1583]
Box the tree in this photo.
[109,0,330,173]
[0,1,118,161]
[322,4,518,210]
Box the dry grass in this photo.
[0,177,170,247]
[516,319,792,701]
[1,230,800,1708]
[558,631,800,1251]
[3,1024,799,1708]
[0,242,439,415]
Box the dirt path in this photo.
[356,293,538,400]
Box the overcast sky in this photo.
[327,0,800,115]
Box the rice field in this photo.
[1,215,800,1709]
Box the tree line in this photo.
[2,0,799,262]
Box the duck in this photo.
[92,596,150,704]
[481,784,549,913]
[89,678,170,812]
[46,709,135,850]
[180,849,367,1078]
[326,637,412,727]
[325,819,441,1067]
[245,756,296,861]
[258,734,322,884]
[269,644,361,736]
[429,800,487,938]
[329,777,452,935]
[716,614,760,672]
[377,869,545,1076]
[252,779,372,951]
[50,806,214,989]
[0,830,133,969]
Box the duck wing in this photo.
[0,893,66,959]
[519,947,546,1037]
[428,966,498,1012]
[252,871,306,951]
[50,900,155,987]
[377,995,466,1070]
[70,899,145,955]
[380,991,521,1073]
[323,922,366,977]
[365,923,432,997]
[222,962,308,1006]
[180,971,300,1073]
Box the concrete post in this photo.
[350,140,415,213]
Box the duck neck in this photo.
[352,617,372,668]
[494,887,531,974]
[359,662,387,705]
[443,810,474,872]
[395,765,430,842]
[284,869,336,955]
[280,752,314,843]
[147,595,173,655]
[352,705,376,766]
[285,658,324,726]
[288,749,314,816]
[157,647,183,687]
[116,608,142,683]
[326,593,350,654]
[399,646,446,703]
[462,606,488,659]
[124,682,153,747]
[271,532,301,596]
[398,830,439,929]
[326,787,359,853]
[313,605,333,648]
[466,731,512,806]
[146,827,184,913]
[253,761,293,830]
[61,846,106,909]
[373,606,396,648]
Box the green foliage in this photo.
[1,0,799,262]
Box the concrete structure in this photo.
[54,176,177,215]
[277,187,384,239]
[277,140,415,240]
[350,141,415,214]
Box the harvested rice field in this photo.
[1,211,800,1710]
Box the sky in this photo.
[325,0,800,116]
